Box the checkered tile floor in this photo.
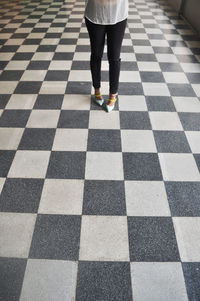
[0,0,200,299]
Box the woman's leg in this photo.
[85,17,106,95]
[106,18,127,98]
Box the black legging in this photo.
[85,16,127,94]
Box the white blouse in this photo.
[84,0,129,25]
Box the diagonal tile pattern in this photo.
[0,0,200,299]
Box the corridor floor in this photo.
[0,0,200,300]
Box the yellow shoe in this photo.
[94,93,104,106]
[106,94,118,113]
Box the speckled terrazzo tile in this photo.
[29,214,81,260]
[120,111,152,129]
[18,128,56,150]
[46,151,86,179]
[153,130,191,153]
[0,258,27,301]
[194,154,200,172]
[0,110,31,127]
[0,178,44,213]
[76,261,133,301]
[182,263,200,301]
[79,216,129,261]
[179,112,200,131]
[38,179,84,215]
[123,153,163,181]
[87,129,121,152]
[165,182,200,216]
[20,259,77,301]
[0,0,200,298]
[131,262,188,301]
[128,217,180,261]
[0,212,36,257]
[146,96,176,111]
[173,217,200,262]
[0,150,15,177]
[83,180,126,215]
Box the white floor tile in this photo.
[8,150,50,178]
[0,213,36,257]
[121,130,157,152]
[131,262,188,301]
[79,216,129,261]
[39,179,84,215]
[85,152,123,180]
[173,217,200,261]
[149,112,183,130]
[158,153,200,181]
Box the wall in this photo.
[182,0,200,36]
[167,0,200,36]
[167,0,182,12]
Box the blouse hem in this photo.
[84,14,128,25]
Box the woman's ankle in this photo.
[95,88,101,94]
[109,92,118,99]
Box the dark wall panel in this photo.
[168,0,182,12]
[182,0,200,35]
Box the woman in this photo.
[84,0,129,112]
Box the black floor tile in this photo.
[0,258,27,301]
[0,150,15,177]
[0,110,31,127]
[132,39,151,46]
[118,83,143,95]
[165,182,200,216]
[123,153,163,180]
[153,46,173,54]
[0,71,24,81]
[153,130,191,153]
[194,154,200,172]
[0,95,10,109]
[140,71,165,82]
[23,39,41,45]
[179,112,200,131]
[76,261,133,301]
[71,61,90,70]
[12,52,34,60]
[121,61,138,71]
[176,55,199,63]
[0,46,19,52]
[34,94,63,109]
[120,111,151,129]
[182,263,200,301]
[146,96,176,111]
[18,128,56,150]
[0,178,44,213]
[83,180,126,215]
[44,70,69,81]
[87,129,121,152]
[0,61,8,69]
[29,214,81,260]
[186,73,200,84]
[53,52,74,60]
[128,217,180,261]
[58,110,89,128]
[46,151,86,179]
[65,81,91,94]
[44,33,62,38]
[59,38,77,45]
[168,84,196,97]
[37,45,56,52]
[27,61,50,70]
[14,81,42,94]
[136,53,157,61]
[159,63,183,72]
